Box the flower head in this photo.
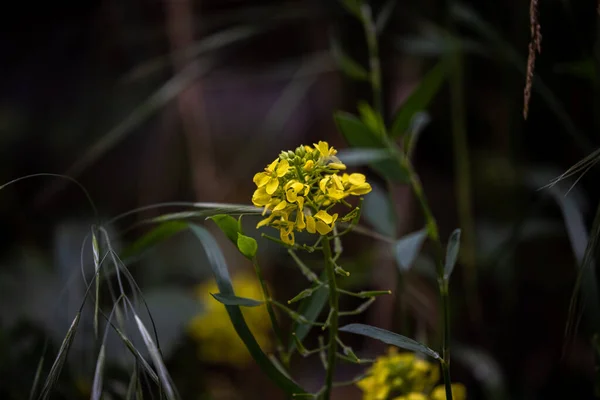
[357,348,466,400]
[188,273,271,366]
[252,141,371,245]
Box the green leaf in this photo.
[444,229,461,280]
[403,112,431,157]
[395,228,428,271]
[334,112,409,182]
[211,293,264,307]
[120,221,188,261]
[358,101,385,137]
[330,36,369,81]
[390,62,446,138]
[209,214,240,243]
[375,0,396,35]
[339,323,440,359]
[363,182,396,238]
[237,233,258,259]
[336,149,393,166]
[189,224,307,396]
[339,0,363,19]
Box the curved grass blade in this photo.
[37,313,81,400]
[188,224,307,395]
[90,345,106,400]
[211,293,264,307]
[339,323,440,359]
[133,312,180,400]
[28,341,48,400]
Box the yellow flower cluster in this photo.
[188,273,271,366]
[252,141,372,245]
[357,348,466,400]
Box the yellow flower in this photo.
[188,273,271,366]
[251,141,371,245]
[357,348,464,400]
[430,384,466,400]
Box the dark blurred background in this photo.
[1,0,600,399]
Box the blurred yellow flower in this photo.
[188,272,271,366]
[357,348,466,400]
[252,141,371,245]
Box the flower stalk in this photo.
[322,236,339,400]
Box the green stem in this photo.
[322,236,339,400]
[403,158,453,400]
[447,41,479,325]
[360,3,383,118]
[440,279,453,400]
[252,257,289,367]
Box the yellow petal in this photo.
[253,172,270,187]
[303,160,314,171]
[280,228,295,245]
[327,189,346,200]
[275,159,290,177]
[295,209,306,230]
[266,159,279,172]
[315,141,329,157]
[329,162,346,170]
[348,173,366,185]
[266,178,279,194]
[315,221,332,235]
[314,210,334,224]
[286,190,298,203]
[319,177,329,194]
[273,200,288,211]
[252,189,271,206]
[306,215,316,234]
[256,215,274,228]
[348,182,372,195]
[331,174,344,190]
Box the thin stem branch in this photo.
[360,3,383,117]
[252,257,288,366]
[322,236,339,400]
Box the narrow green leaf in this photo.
[358,101,385,137]
[395,228,428,271]
[390,62,446,138]
[444,229,461,280]
[189,224,307,395]
[211,292,264,307]
[237,233,258,259]
[90,345,106,400]
[334,112,409,182]
[121,221,188,261]
[38,313,81,400]
[375,0,396,34]
[339,323,440,359]
[363,183,396,238]
[404,112,431,157]
[209,214,240,243]
[133,314,180,400]
[336,149,392,166]
[339,0,363,20]
[330,37,369,81]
